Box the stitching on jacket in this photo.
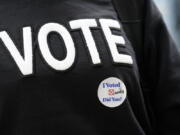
[121,19,143,23]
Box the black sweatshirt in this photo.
[0,0,179,135]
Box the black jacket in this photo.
[0,0,179,135]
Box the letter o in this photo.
[38,23,75,71]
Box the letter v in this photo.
[0,27,33,76]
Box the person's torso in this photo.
[0,0,151,134]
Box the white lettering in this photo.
[38,23,76,71]
[0,27,33,75]
[70,19,101,64]
[99,19,133,64]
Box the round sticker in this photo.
[97,77,127,108]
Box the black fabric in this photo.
[114,0,180,135]
[143,1,180,135]
[0,0,179,135]
[112,0,145,78]
[112,0,152,134]
[112,0,153,133]
[112,0,144,21]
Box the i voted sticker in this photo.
[97,77,127,108]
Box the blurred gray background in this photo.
[154,0,180,50]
